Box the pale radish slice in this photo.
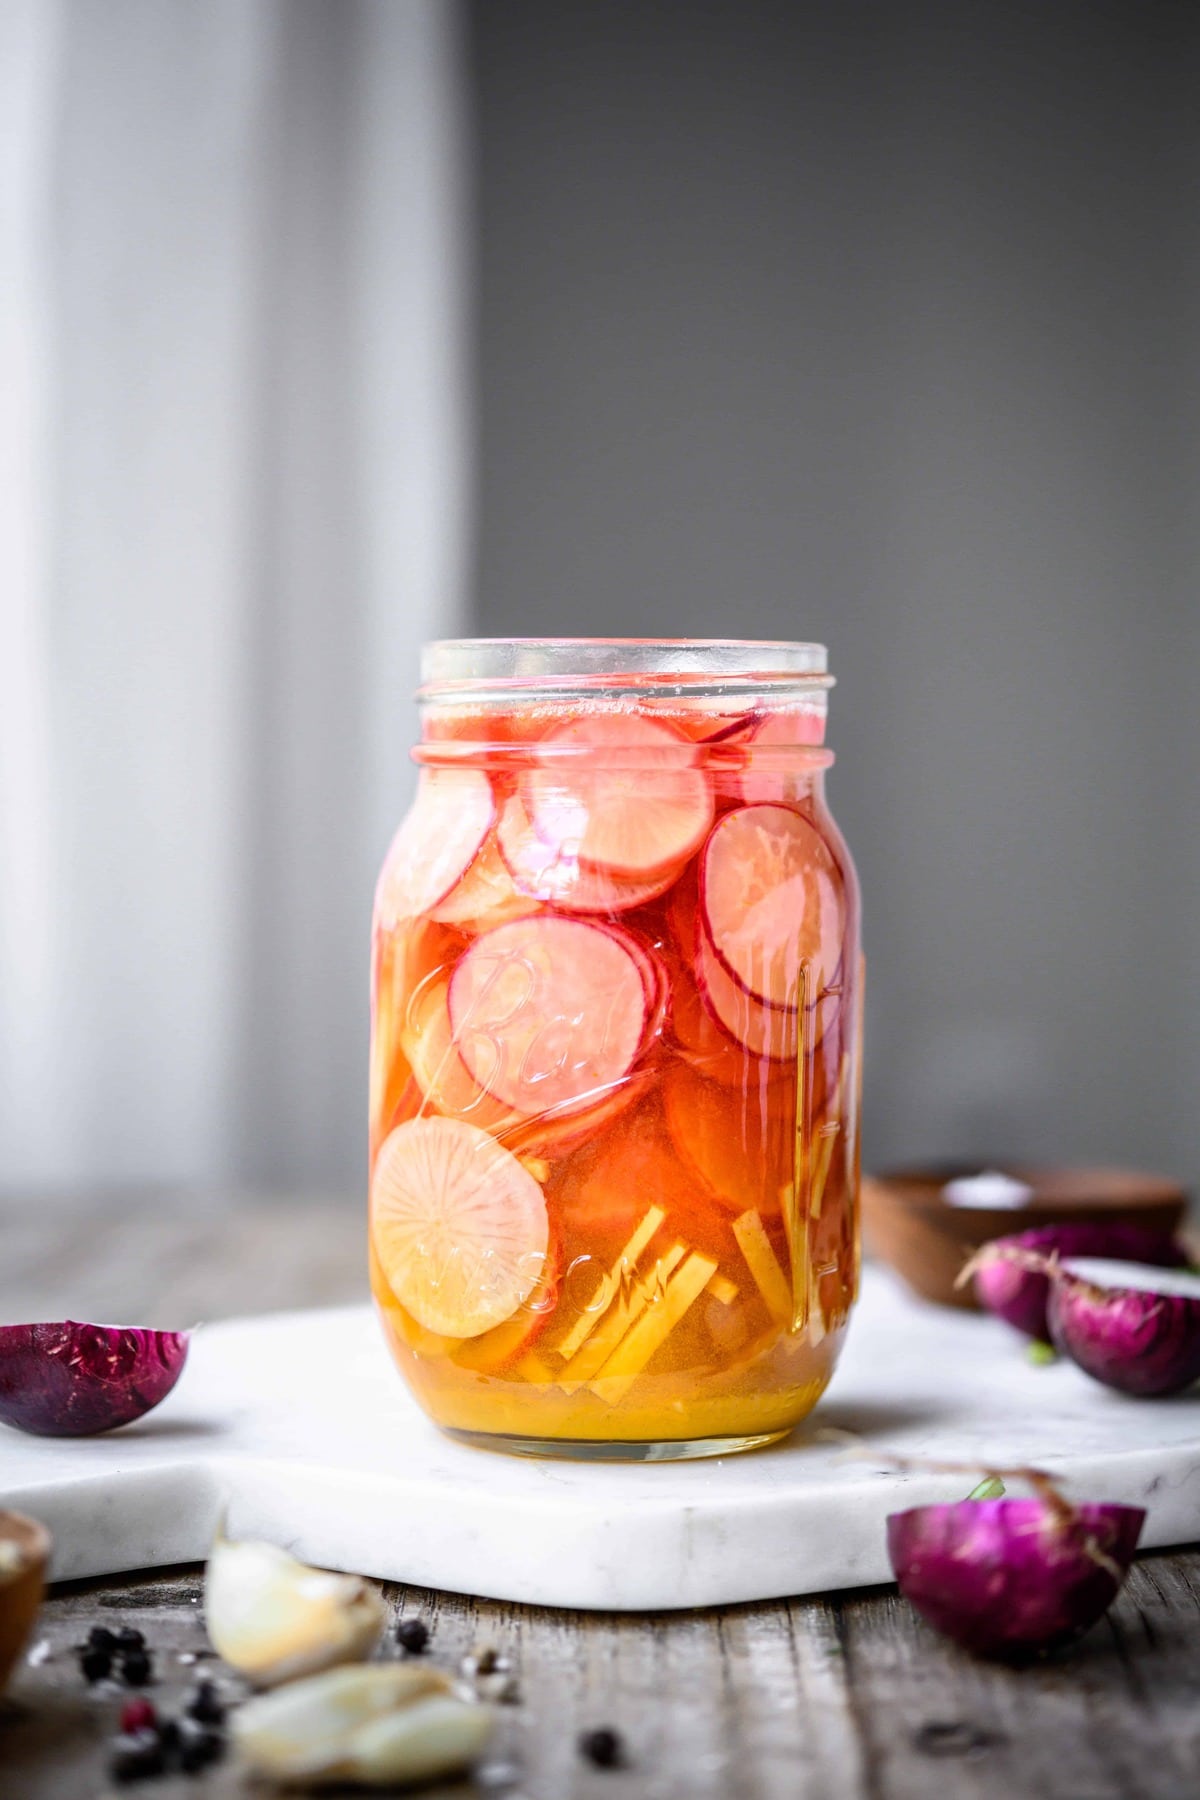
[450,1238,562,1373]
[429,830,541,931]
[701,803,843,1010]
[695,925,797,1061]
[371,1116,549,1337]
[447,916,649,1117]
[375,770,494,928]
[521,714,713,878]
[662,1060,793,1218]
[668,957,791,1086]
[736,709,825,804]
[502,1066,653,1159]
[496,797,678,914]
[400,972,523,1136]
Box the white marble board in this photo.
[2,1269,1197,1612]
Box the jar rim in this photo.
[420,637,831,701]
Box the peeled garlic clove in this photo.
[205,1525,386,1686]
[342,1695,495,1787]
[232,1664,491,1788]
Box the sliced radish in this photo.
[664,878,786,1082]
[701,803,843,1011]
[371,1116,550,1338]
[734,710,825,803]
[549,1100,697,1254]
[521,714,712,878]
[506,1066,655,1160]
[447,916,649,1117]
[400,971,522,1136]
[496,797,678,915]
[375,770,494,928]
[695,924,797,1061]
[663,1061,793,1219]
[669,960,788,1086]
[429,829,541,932]
[450,1236,563,1374]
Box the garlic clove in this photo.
[232,1664,492,1788]
[205,1525,386,1687]
[341,1695,495,1787]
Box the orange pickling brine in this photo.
[368,640,863,1459]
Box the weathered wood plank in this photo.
[3,1200,1198,1799]
[3,1552,1199,1800]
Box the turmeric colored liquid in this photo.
[368,702,861,1456]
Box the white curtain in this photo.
[0,0,471,1194]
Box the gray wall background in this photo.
[468,1,1200,1183]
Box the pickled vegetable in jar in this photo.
[368,639,863,1460]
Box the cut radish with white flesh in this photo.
[375,771,494,928]
[701,803,843,1010]
[521,714,712,878]
[496,798,677,914]
[735,710,825,804]
[448,916,650,1117]
[429,830,540,931]
[401,972,521,1136]
[371,1116,549,1337]
[695,924,797,1061]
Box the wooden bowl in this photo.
[0,1511,51,1694]
[862,1163,1190,1310]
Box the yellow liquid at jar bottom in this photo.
[372,1273,844,1446]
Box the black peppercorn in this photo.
[579,1726,624,1769]
[87,1625,119,1653]
[184,1679,225,1726]
[80,1647,112,1683]
[108,1729,165,1784]
[178,1720,224,1773]
[115,1626,146,1651]
[120,1648,153,1687]
[395,1617,430,1654]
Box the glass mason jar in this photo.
[368,639,863,1460]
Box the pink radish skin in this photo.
[497,798,677,915]
[701,803,844,1011]
[521,714,713,879]
[735,709,826,804]
[448,915,650,1117]
[429,831,540,931]
[375,770,494,928]
[695,923,796,1062]
[0,1323,189,1437]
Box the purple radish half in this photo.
[970,1224,1189,1341]
[888,1495,1144,1661]
[1047,1259,1200,1397]
[0,1322,190,1436]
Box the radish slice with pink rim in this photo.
[701,803,843,1011]
[521,713,713,878]
[430,829,540,931]
[448,915,650,1117]
[371,1116,549,1337]
[375,770,494,927]
[695,924,798,1061]
[496,797,677,914]
[400,971,522,1136]
[735,709,826,804]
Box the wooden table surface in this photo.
[2,1196,1198,1800]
